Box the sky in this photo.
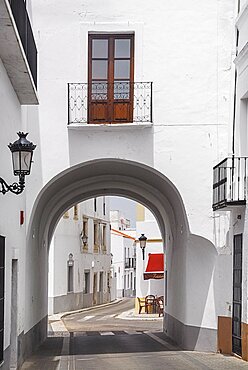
[108,196,136,228]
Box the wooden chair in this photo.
[137,297,146,314]
[145,295,156,313]
[156,296,164,317]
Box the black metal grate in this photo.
[213,157,248,210]
[68,82,153,124]
[8,0,37,87]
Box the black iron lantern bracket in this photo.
[0,175,25,195]
[0,132,36,195]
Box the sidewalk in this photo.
[116,308,163,321]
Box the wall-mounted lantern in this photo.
[80,232,88,247]
[139,233,147,261]
[0,132,36,195]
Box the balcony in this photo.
[0,0,38,104]
[68,82,152,125]
[213,157,247,211]
[125,258,136,269]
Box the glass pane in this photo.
[92,39,108,58]
[12,151,20,173]
[115,39,130,58]
[91,81,107,100]
[114,81,130,100]
[92,60,108,79]
[114,60,130,79]
[21,151,31,173]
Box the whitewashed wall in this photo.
[4,0,236,357]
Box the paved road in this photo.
[21,299,248,369]
[61,298,162,334]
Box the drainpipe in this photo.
[232,0,240,156]
[231,0,240,201]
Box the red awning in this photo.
[143,253,164,280]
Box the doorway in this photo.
[93,273,97,305]
[0,236,5,366]
[88,34,134,123]
[10,260,18,369]
[232,234,242,356]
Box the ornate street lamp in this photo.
[0,132,36,195]
[139,233,147,261]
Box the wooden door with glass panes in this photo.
[88,34,134,124]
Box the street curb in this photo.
[117,309,163,321]
[57,298,123,320]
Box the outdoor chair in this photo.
[156,296,164,317]
[145,295,156,313]
[137,297,146,314]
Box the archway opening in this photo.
[24,159,217,360]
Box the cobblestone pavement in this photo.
[21,299,248,369]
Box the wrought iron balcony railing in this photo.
[68,82,153,124]
[8,0,37,87]
[213,157,248,211]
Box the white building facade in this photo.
[110,210,136,298]
[0,0,244,368]
[211,1,248,361]
[48,197,111,314]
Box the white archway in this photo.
[22,159,218,361]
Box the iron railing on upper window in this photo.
[213,157,248,210]
[68,82,153,124]
[8,0,37,87]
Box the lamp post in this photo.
[139,233,147,261]
[0,132,36,195]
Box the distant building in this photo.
[48,197,111,314]
[110,210,136,298]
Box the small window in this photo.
[99,272,104,292]
[103,197,106,216]
[84,271,90,294]
[102,224,107,253]
[94,198,97,212]
[63,211,69,219]
[94,222,99,252]
[73,205,78,220]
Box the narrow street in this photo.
[21,299,248,369]
[61,298,162,334]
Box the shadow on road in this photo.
[35,331,178,357]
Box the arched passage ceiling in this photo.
[28,159,190,247]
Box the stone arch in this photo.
[24,158,217,359]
